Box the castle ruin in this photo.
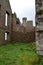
[0,0,35,44]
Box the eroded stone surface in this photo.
[36,0,43,55]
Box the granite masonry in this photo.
[36,0,43,55]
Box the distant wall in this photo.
[11,30,35,42]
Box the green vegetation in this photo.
[0,42,43,65]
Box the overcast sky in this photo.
[9,0,35,26]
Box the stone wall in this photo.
[11,14,35,42]
[11,30,35,42]
[36,0,43,55]
[0,0,12,44]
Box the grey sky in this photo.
[9,0,35,26]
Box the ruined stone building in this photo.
[0,0,12,44]
[0,0,35,44]
[11,14,35,42]
[36,0,43,55]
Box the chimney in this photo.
[22,17,27,23]
[22,17,27,27]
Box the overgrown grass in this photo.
[0,42,42,65]
[38,56,43,65]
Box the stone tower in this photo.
[36,0,43,55]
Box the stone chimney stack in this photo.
[22,17,27,27]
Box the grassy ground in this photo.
[0,42,43,65]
